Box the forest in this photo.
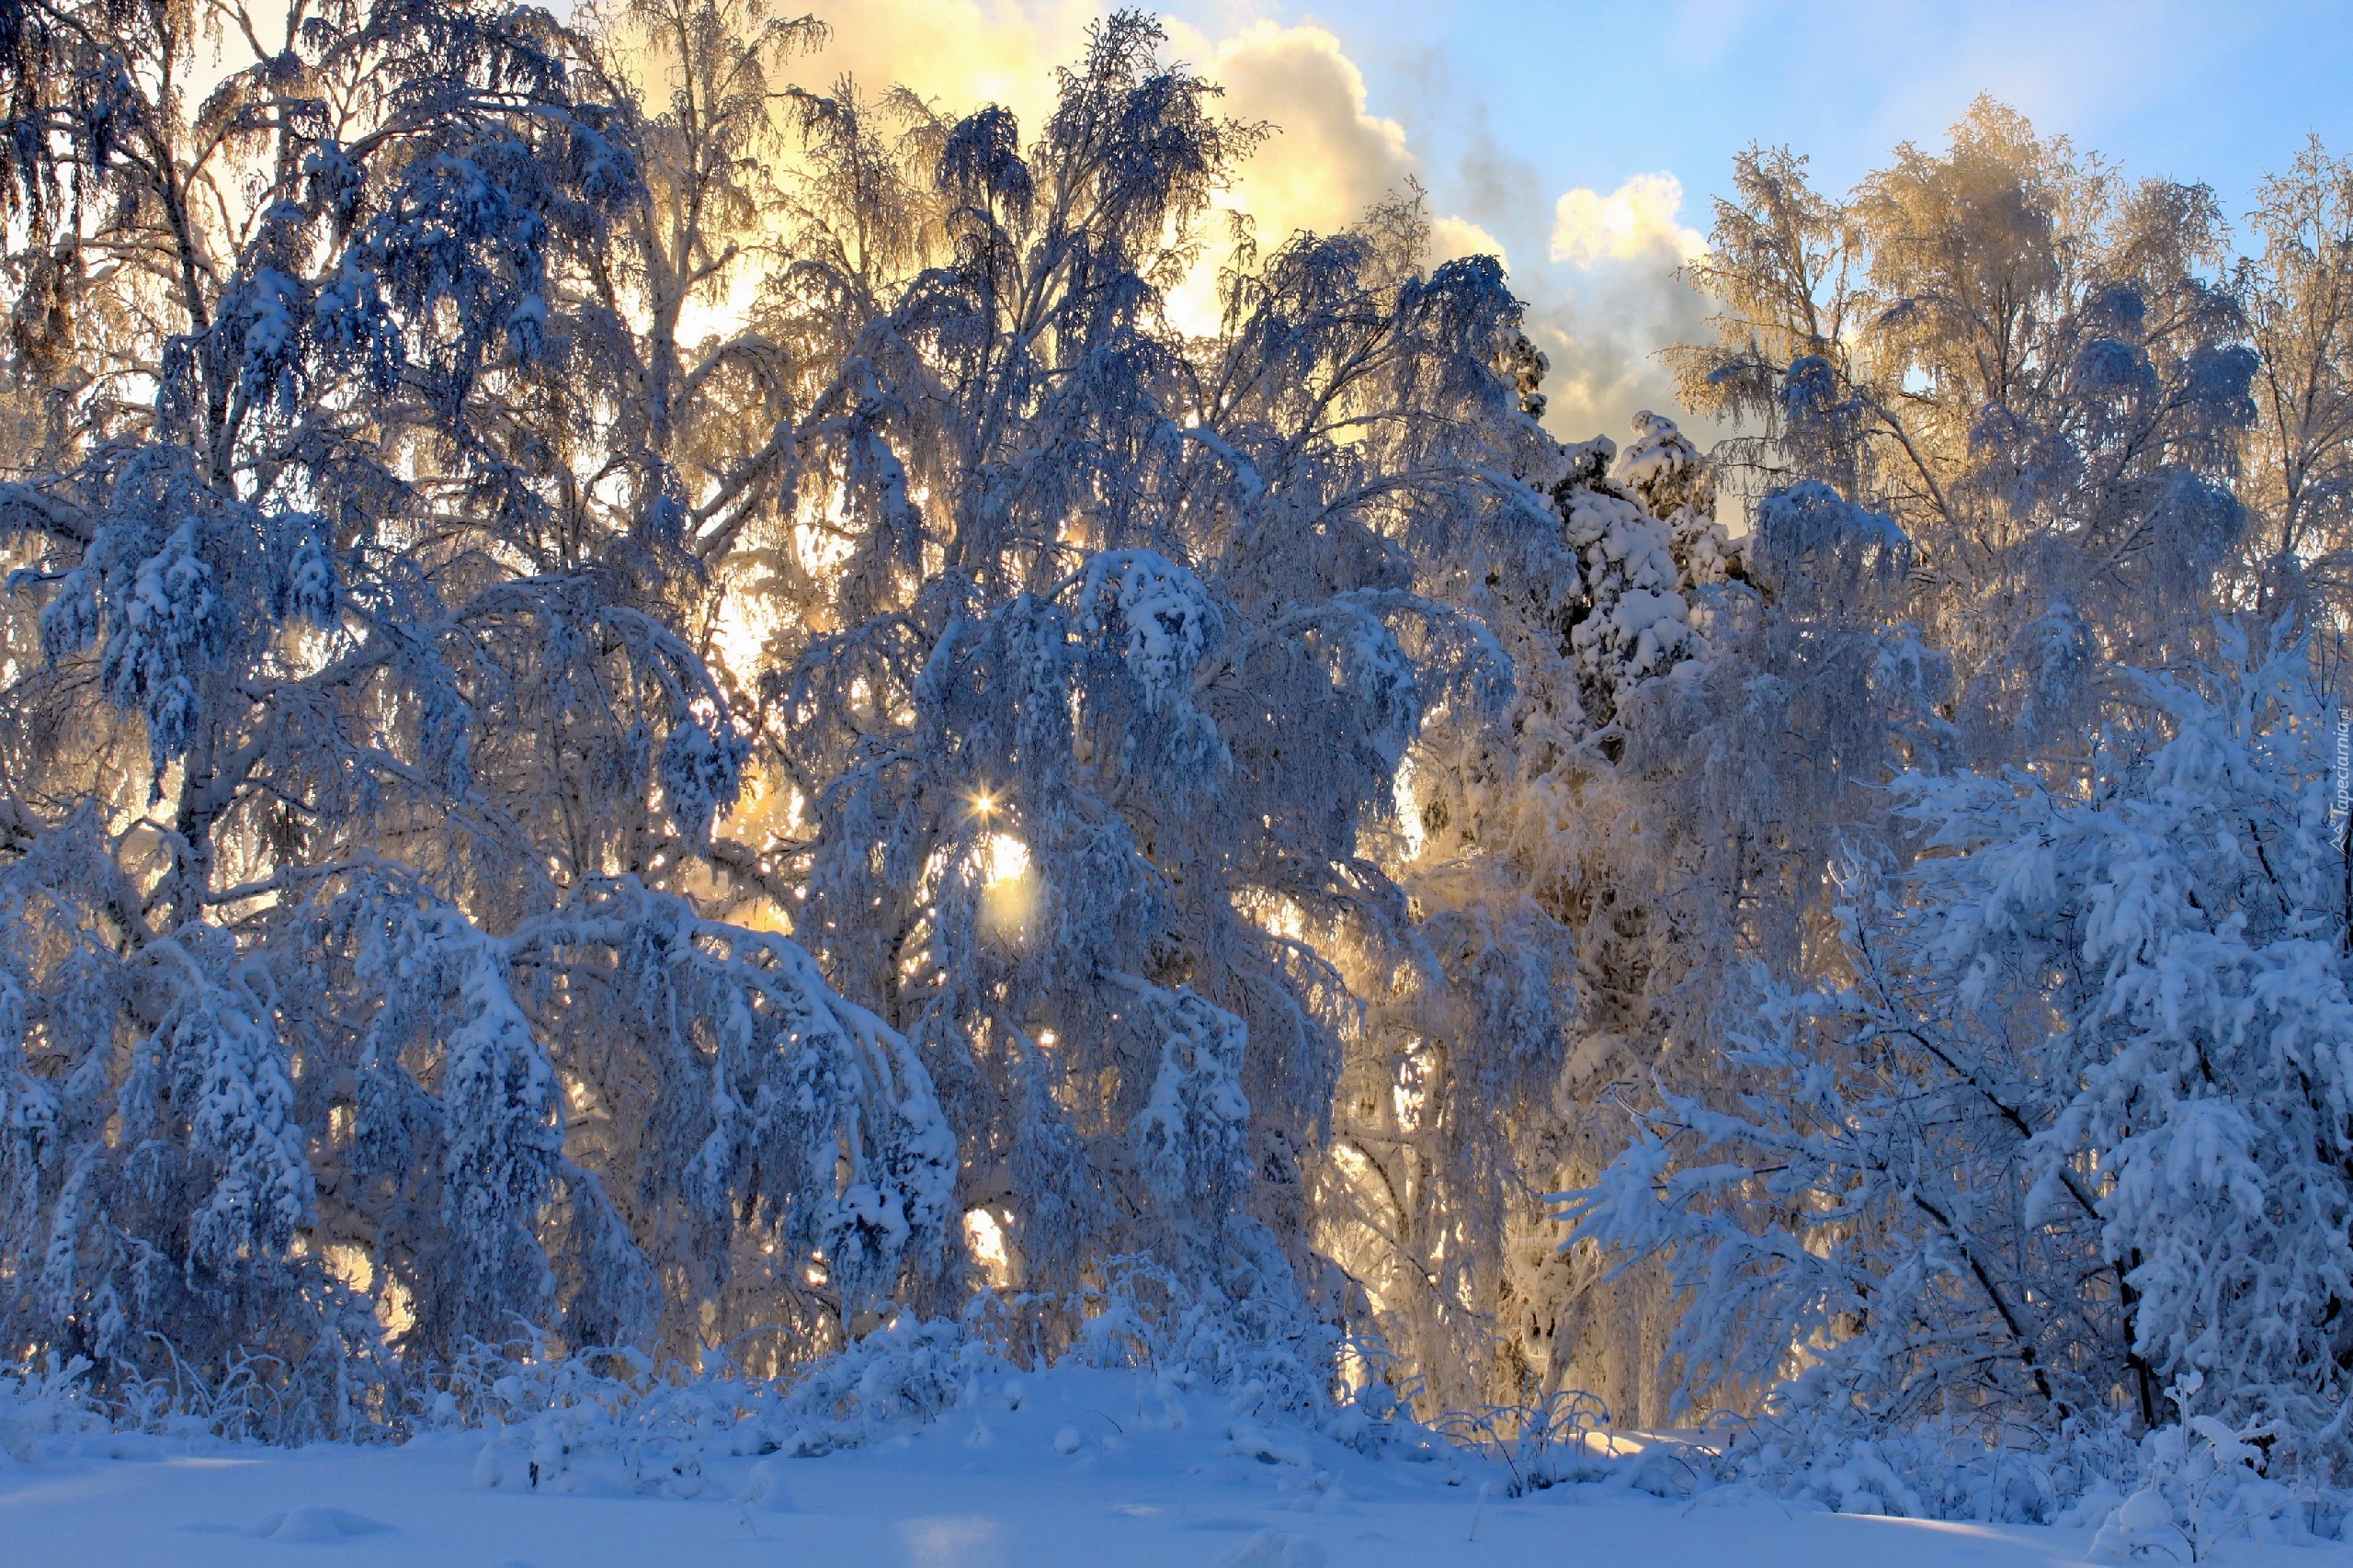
[0,0,2348,1551]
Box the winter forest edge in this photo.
[0,0,2348,1555]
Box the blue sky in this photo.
[1158,0,2353,222]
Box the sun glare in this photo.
[963,1208,1014,1289]
[978,829,1037,939]
[984,832,1030,885]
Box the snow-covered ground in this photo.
[6,1367,2322,1567]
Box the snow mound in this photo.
[244,1505,391,1540]
[1219,1529,1327,1567]
[736,1456,792,1510]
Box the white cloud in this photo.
[1549,173,1705,269]
[1185,25,1505,268]
[1429,215,1508,268]
[1188,22,1415,244]
[1521,265,1712,447]
[1162,20,1476,333]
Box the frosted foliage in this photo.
[1324,410,1739,1421]
[358,901,562,1340]
[657,716,750,849]
[1671,102,2256,759]
[0,968,43,1226]
[1566,638,2353,1478]
[346,876,957,1356]
[1606,414,1735,597]
[1609,410,1711,522]
[1079,549,1225,713]
[1563,488,1696,687]
[166,958,315,1276]
[99,521,219,773]
[1537,413,1734,731]
[1749,481,1911,616]
[0,825,360,1421]
[1129,986,1253,1219]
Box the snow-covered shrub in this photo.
[1056,1251,1344,1418]
[762,1317,1006,1456]
[452,1341,756,1497]
[1318,1369,1424,1456]
[0,1357,104,1463]
[1432,1389,1623,1495]
[1727,1418,2136,1524]
[442,1312,1016,1492]
[2087,1419,2347,1560]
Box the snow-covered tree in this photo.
[709,18,1559,1386]
[0,0,950,1430]
[1566,631,2353,1480]
[2244,139,2353,622]
[1673,100,2254,763]
[1320,408,1790,1419]
[1518,103,2344,1470]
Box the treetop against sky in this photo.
[710,0,2353,445]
